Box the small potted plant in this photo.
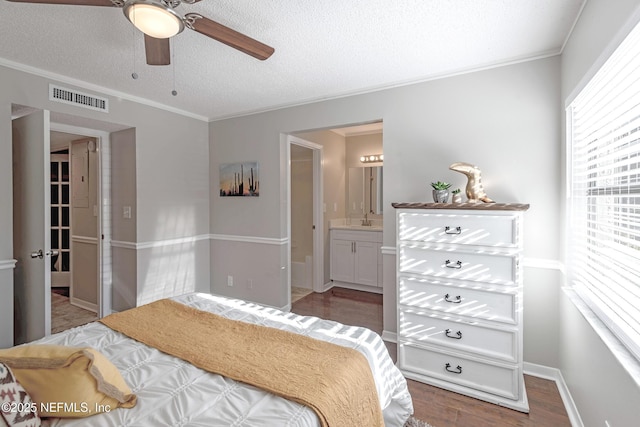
[431,181,451,203]
[452,188,462,203]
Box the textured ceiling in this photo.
[0,0,584,121]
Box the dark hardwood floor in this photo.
[291,287,572,427]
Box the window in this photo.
[567,21,640,361]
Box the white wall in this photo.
[560,1,640,426]
[345,133,383,168]
[111,128,138,312]
[209,56,563,370]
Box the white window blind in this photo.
[568,20,640,362]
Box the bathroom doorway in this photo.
[286,136,324,307]
[288,122,383,304]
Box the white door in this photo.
[330,237,355,283]
[287,136,324,297]
[70,138,99,313]
[49,153,70,288]
[354,241,379,286]
[12,110,52,344]
[290,144,314,292]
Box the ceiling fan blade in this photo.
[144,35,171,66]
[184,14,274,61]
[6,0,117,6]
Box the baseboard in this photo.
[69,297,98,314]
[280,303,292,312]
[382,330,397,343]
[524,362,584,427]
[329,280,383,294]
[322,281,334,292]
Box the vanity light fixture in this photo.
[360,154,383,163]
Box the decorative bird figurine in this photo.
[449,162,494,203]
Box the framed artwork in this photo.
[219,162,259,197]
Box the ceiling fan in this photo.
[6,0,275,65]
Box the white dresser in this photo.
[393,202,530,412]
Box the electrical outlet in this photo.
[227,275,233,287]
[247,279,253,289]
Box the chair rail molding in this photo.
[0,259,18,270]
[111,234,211,250]
[111,234,287,250]
[209,234,288,245]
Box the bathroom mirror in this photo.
[347,166,383,216]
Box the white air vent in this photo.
[49,84,109,113]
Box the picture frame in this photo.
[219,161,259,197]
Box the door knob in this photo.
[30,249,44,259]
[30,249,58,259]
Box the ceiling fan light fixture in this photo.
[124,0,184,39]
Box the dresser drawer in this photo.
[398,211,520,247]
[398,276,517,324]
[399,342,519,399]
[399,310,517,362]
[398,246,518,285]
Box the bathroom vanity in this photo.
[329,221,382,293]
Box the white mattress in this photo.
[36,293,413,426]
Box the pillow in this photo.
[0,346,136,418]
[0,362,41,427]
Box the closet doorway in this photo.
[49,130,101,332]
[12,104,118,343]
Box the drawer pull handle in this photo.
[445,329,463,339]
[445,363,463,374]
[444,226,462,235]
[445,260,462,269]
[444,294,462,304]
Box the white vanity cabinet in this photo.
[330,228,382,291]
[393,202,530,412]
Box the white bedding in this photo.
[35,293,413,426]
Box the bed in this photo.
[11,292,413,426]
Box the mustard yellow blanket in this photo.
[100,299,384,427]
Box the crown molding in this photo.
[0,58,208,122]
